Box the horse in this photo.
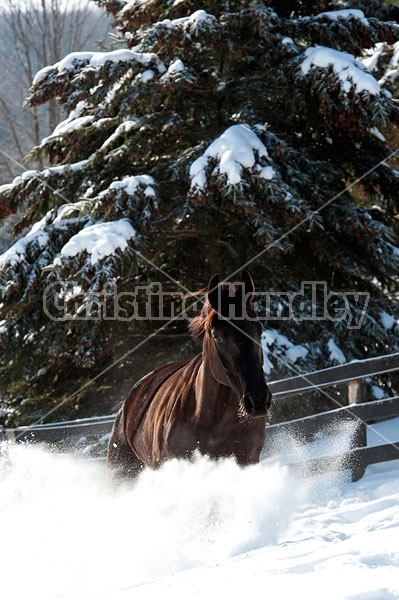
[107,270,272,477]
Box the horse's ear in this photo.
[207,273,221,310]
[241,269,255,303]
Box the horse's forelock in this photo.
[188,302,216,340]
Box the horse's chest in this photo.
[166,414,239,458]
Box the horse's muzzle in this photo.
[243,389,272,418]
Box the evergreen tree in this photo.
[1,0,399,424]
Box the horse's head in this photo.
[204,270,272,419]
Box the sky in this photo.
[0,418,398,600]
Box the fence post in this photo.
[347,380,367,481]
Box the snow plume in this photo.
[263,417,358,496]
[0,443,302,599]
[1,432,399,600]
[301,47,382,96]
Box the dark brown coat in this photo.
[107,271,272,477]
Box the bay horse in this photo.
[107,270,272,477]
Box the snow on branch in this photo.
[33,49,166,86]
[317,9,369,25]
[0,208,137,287]
[87,174,158,227]
[40,115,96,147]
[164,9,219,36]
[361,43,386,73]
[327,338,346,365]
[0,169,41,197]
[0,160,89,226]
[379,41,399,85]
[107,174,156,199]
[0,211,82,301]
[262,329,308,375]
[100,120,141,150]
[125,8,221,57]
[189,124,275,200]
[52,219,136,267]
[300,47,382,96]
[0,220,50,267]
[285,8,398,60]
[121,5,219,39]
[28,48,166,111]
[160,58,198,87]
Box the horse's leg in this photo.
[107,409,144,479]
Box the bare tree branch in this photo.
[0,0,111,183]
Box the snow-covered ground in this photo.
[0,420,398,600]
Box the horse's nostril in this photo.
[244,395,256,415]
[244,391,272,417]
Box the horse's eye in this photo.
[212,331,223,344]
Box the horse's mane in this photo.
[187,288,216,341]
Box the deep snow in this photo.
[0,420,398,600]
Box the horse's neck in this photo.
[194,337,236,423]
[199,334,229,384]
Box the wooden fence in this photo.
[2,352,399,481]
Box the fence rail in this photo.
[268,352,399,398]
[2,351,399,480]
[1,414,115,444]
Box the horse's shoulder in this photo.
[122,354,201,427]
[130,355,200,396]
